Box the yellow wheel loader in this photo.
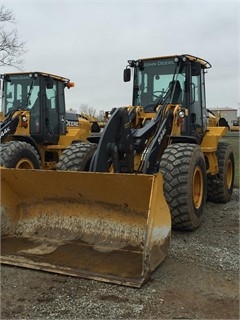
[0,55,234,287]
[0,72,100,169]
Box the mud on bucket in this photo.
[0,168,171,287]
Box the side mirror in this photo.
[123,68,131,82]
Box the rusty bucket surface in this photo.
[1,167,171,287]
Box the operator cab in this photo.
[2,72,72,144]
[124,54,211,142]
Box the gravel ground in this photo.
[1,189,239,319]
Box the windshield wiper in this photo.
[19,79,35,110]
[154,62,181,109]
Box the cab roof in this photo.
[141,54,212,69]
[2,71,70,83]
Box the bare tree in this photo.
[0,5,26,69]
[79,103,97,117]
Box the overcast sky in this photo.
[2,0,240,114]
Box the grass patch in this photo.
[221,132,239,188]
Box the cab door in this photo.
[42,77,60,144]
[189,63,207,141]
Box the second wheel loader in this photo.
[0,54,235,287]
[0,72,100,169]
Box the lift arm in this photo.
[0,112,20,143]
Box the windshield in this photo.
[133,58,186,108]
[3,74,40,115]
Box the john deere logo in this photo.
[66,120,78,127]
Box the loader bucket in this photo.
[0,167,171,287]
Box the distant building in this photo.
[209,107,238,126]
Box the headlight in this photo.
[21,115,28,128]
[178,109,186,118]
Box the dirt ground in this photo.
[1,189,239,320]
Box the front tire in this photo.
[56,142,97,171]
[0,141,40,169]
[159,143,207,230]
[207,142,234,203]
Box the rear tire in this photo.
[159,143,207,230]
[56,142,97,171]
[0,141,40,169]
[207,142,234,203]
